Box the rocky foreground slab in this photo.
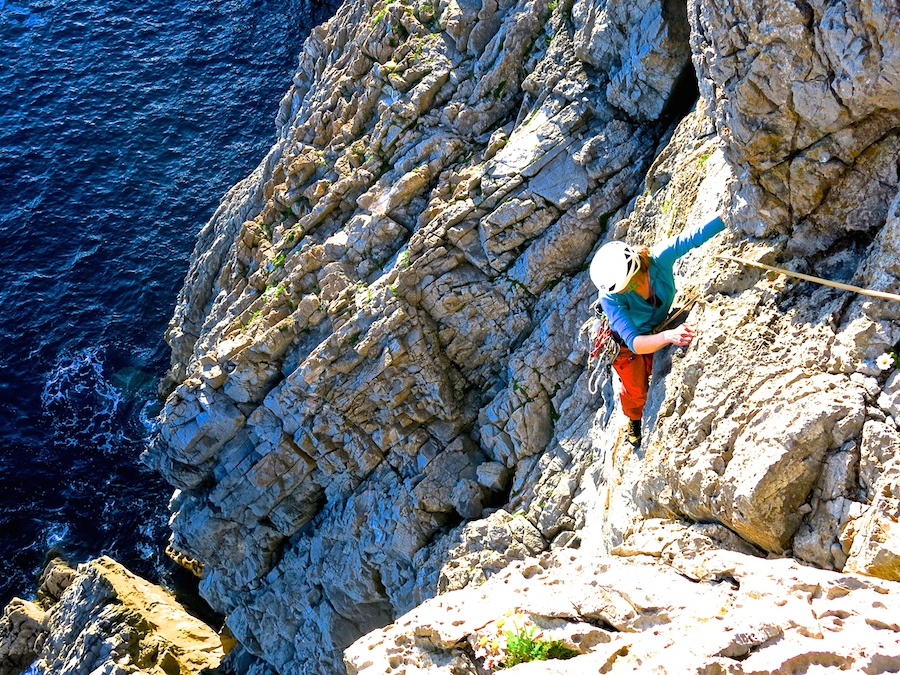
[346,520,900,674]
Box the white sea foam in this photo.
[40,347,124,453]
[136,540,157,562]
[44,521,70,548]
[140,398,162,434]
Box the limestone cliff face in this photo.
[144,0,900,671]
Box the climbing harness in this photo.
[583,286,706,395]
[581,299,621,395]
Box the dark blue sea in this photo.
[0,0,338,608]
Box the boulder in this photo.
[1,557,226,675]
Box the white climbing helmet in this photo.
[589,241,641,294]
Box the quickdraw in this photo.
[581,300,620,395]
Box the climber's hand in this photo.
[664,324,695,348]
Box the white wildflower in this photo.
[877,353,894,371]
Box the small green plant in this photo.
[373,5,389,25]
[356,281,373,305]
[474,614,579,670]
[243,309,262,328]
[698,152,711,167]
[399,250,410,268]
[502,624,578,667]
[548,0,558,11]
[272,252,287,269]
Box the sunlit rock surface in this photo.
[0,557,226,675]
[129,0,900,671]
[347,523,900,674]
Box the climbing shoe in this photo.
[626,419,642,446]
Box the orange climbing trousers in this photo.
[612,346,653,421]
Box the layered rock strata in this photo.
[139,0,900,671]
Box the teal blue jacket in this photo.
[599,215,725,351]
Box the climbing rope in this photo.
[717,254,900,302]
[653,286,704,334]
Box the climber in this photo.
[589,213,726,445]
